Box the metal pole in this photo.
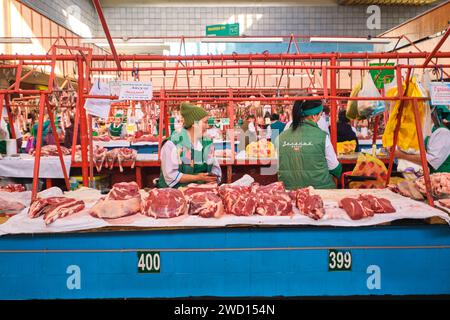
[31,94,46,201]
[157,89,165,161]
[412,98,434,207]
[329,56,337,150]
[77,57,89,186]
[422,25,450,68]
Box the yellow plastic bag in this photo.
[246,139,275,158]
[346,81,362,120]
[337,140,357,154]
[382,77,426,152]
[349,153,388,189]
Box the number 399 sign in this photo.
[328,250,352,271]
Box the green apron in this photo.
[157,128,214,188]
[278,120,337,189]
[109,123,123,137]
[425,128,450,173]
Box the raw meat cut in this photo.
[132,134,159,143]
[28,196,85,225]
[218,185,257,216]
[254,181,286,194]
[32,145,71,156]
[0,198,25,215]
[339,194,395,220]
[105,148,137,172]
[179,183,219,199]
[438,199,450,209]
[75,145,108,172]
[415,173,450,197]
[255,192,293,216]
[296,188,325,220]
[0,184,26,192]
[339,197,374,220]
[90,182,141,219]
[141,188,187,218]
[188,192,224,218]
[390,180,424,200]
[93,134,111,142]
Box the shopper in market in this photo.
[394,105,450,173]
[108,113,126,138]
[241,114,258,148]
[269,113,286,142]
[336,109,359,152]
[276,98,342,189]
[156,102,222,188]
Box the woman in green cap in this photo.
[109,113,125,138]
[394,105,450,173]
[276,99,342,189]
[156,102,221,188]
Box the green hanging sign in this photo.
[206,23,239,36]
[369,63,395,89]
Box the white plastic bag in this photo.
[357,72,386,118]
[84,79,111,119]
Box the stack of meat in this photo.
[0,184,26,192]
[90,182,141,219]
[339,194,395,220]
[32,145,71,156]
[28,196,85,225]
[295,188,325,220]
[105,148,137,172]
[141,188,187,218]
[180,183,223,218]
[415,173,450,198]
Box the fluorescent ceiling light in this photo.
[81,38,165,45]
[207,75,250,78]
[0,37,32,43]
[92,74,117,79]
[201,37,284,43]
[309,37,392,44]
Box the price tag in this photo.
[137,251,161,273]
[328,250,352,271]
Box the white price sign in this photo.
[429,82,450,105]
[119,81,153,101]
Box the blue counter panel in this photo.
[1,225,450,299]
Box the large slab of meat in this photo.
[141,188,187,218]
[388,180,424,200]
[93,134,111,142]
[339,194,395,220]
[218,185,257,216]
[0,197,26,215]
[252,182,293,216]
[90,182,141,219]
[105,148,137,172]
[32,145,71,156]
[180,183,223,218]
[28,196,85,225]
[439,199,450,209]
[0,184,26,192]
[415,173,450,197]
[296,188,325,220]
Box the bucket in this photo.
[5,139,17,155]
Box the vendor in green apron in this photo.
[276,99,342,189]
[108,113,125,138]
[157,102,221,188]
[394,105,450,173]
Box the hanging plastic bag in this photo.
[348,153,388,189]
[84,79,111,119]
[346,81,362,120]
[382,77,426,152]
[357,72,386,118]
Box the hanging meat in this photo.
[105,148,138,172]
[28,196,85,225]
[90,182,142,219]
[141,188,187,218]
